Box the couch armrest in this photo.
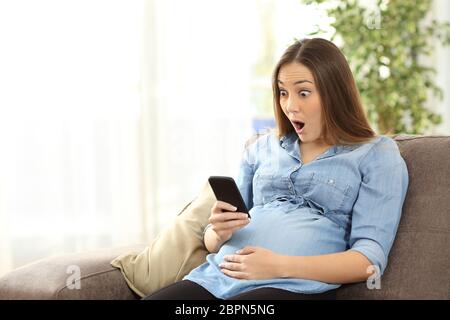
[0,244,146,300]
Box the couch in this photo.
[0,134,449,299]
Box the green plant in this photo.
[303,0,450,134]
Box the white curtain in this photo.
[0,183,12,276]
[0,0,146,276]
[141,0,259,234]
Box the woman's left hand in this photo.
[220,246,284,280]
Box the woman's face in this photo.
[277,62,326,146]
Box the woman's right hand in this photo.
[208,200,250,243]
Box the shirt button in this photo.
[328,179,334,184]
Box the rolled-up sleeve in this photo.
[348,137,409,276]
[235,141,255,212]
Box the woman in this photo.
[144,38,409,300]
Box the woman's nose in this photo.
[286,97,300,114]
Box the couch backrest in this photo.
[337,135,450,299]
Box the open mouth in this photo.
[292,120,305,131]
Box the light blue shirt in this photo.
[184,130,409,299]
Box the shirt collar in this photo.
[279,131,360,162]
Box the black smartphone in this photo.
[208,176,250,218]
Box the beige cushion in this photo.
[110,181,214,297]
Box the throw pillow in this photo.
[110,181,214,298]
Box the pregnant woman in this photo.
[144,38,409,300]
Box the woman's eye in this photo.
[279,89,310,97]
[300,90,311,97]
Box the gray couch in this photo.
[1,134,449,299]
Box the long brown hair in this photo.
[272,38,376,145]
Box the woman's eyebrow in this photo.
[277,79,313,85]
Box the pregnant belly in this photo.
[212,205,348,265]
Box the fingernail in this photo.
[236,250,242,254]
[232,206,237,211]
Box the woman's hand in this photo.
[220,246,284,280]
[208,200,250,244]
